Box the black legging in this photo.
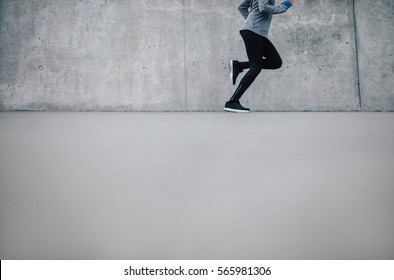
[230,30,283,102]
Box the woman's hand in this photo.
[281,1,293,8]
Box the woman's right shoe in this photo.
[229,60,242,85]
[224,101,250,113]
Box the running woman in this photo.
[225,0,295,113]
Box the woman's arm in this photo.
[258,0,293,14]
[238,0,252,19]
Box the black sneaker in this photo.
[224,101,250,113]
[229,60,242,85]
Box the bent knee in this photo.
[273,59,282,69]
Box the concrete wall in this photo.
[0,0,393,111]
[355,0,394,111]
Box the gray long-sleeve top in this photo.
[238,0,289,37]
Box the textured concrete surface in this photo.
[0,0,393,111]
[355,0,394,111]
[247,0,360,111]
[0,0,186,111]
[1,112,394,260]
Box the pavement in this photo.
[1,112,394,259]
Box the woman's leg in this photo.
[260,36,282,70]
[237,36,282,70]
[229,30,265,102]
[226,31,283,112]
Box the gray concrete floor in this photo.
[1,112,394,260]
